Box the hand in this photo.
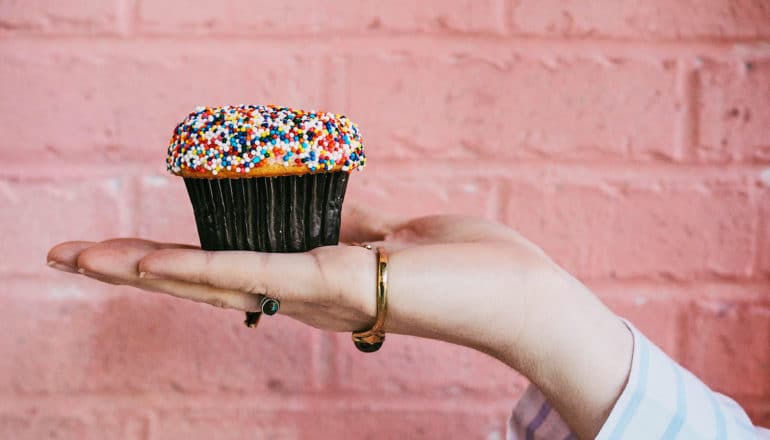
[46,204,631,439]
[46,205,550,350]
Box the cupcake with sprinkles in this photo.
[167,105,365,325]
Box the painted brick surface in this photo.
[136,174,200,244]
[154,407,509,440]
[0,177,130,275]
[503,177,756,279]
[347,54,680,162]
[599,293,682,357]
[334,333,527,396]
[759,186,770,275]
[2,0,770,437]
[0,46,122,160]
[0,44,323,162]
[697,60,770,162]
[1,279,315,394]
[0,410,149,440]
[511,0,770,39]
[0,0,118,34]
[345,166,498,219]
[138,0,506,34]
[680,301,770,397]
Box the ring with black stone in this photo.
[260,296,281,315]
[243,297,280,328]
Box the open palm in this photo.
[47,204,561,351]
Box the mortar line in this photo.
[674,57,699,162]
[3,35,770,60]
[2,160,767,180]
[0,393,518,412]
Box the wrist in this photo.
[383,244,548,348]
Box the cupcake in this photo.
[167,105,366,325]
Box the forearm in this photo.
[384,246,633,440]
[488,267,633,439]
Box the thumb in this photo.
[340,202,403,244]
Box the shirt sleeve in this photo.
[507,320,770,440]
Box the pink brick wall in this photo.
[2,0,769,437]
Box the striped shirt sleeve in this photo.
[507,320,770,440]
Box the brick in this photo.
[511,0,770,39]
[0,0,118,34]
[697,60,770,162]
[503,177,755,279]
[155,407,509,440]
[0,176,130,275]
[0,278,315,394]
[747,402,770,428]
[344,167,497,220]
[599,292,682,357]
[334,333,527,396]
[137,0,317,33]
[137,0,505,34]
[136,174,200,245]
[0,413,91,440]
[680,301,770,397]
[504,179,615,278]
[154,408,299,439]
[299,409,509,440]
[0,409,148,440]
[347,54,679,162]
[0,44,322,162]
[606,179,755,278]
[325,0,507,34]
[595,282,768,361]
[113,51,322,165]
[0,47,120,159]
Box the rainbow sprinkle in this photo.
[167,105,366,176]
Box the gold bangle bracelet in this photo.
[352,246,388,353]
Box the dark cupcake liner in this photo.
[183,172,349,253]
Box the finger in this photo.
[75,239,260,311]
[48,239,199,272]
[47,241,96,272]
[340,202,404,244]
[137,245,376,311]
[75,238,191,279]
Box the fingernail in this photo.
[47,261,75,273]
[139,272,161,280]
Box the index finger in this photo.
[137,245,377,311]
